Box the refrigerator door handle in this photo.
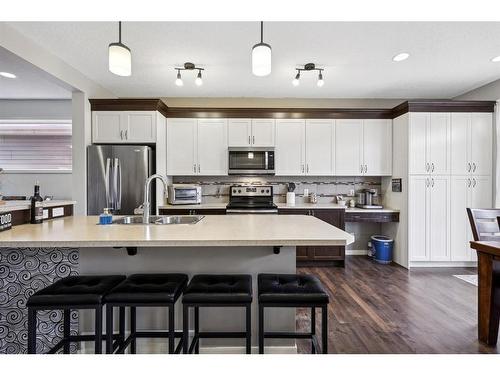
[116,158,122,210]
[105,158,112,208]
[112,158,120,211]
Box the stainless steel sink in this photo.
[112,215,204,225]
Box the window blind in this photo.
[0,121,72,171]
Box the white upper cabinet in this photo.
[470,113,493,176]
[197,119,228,175]
[409,112,450,175]
[335,120,363,175]
[335,119,392,176]
[363,119,392,175]
[92,111,157,143]
[167,119,198,175]
[227,119,251,147]
[305,120,334,175]
[451,112,492,176]
[167,118,227,176]
[228,119,275,147]
[251,119,275,146]
[275,119,305,175]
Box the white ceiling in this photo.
[5,22,500,99]
[0,46,72,99]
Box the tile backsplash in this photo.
[173,176,382,205]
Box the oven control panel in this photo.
[230,185,273,197]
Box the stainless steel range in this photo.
[226,185,277,214]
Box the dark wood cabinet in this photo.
[159,208,226,216]
[278,208,345,266]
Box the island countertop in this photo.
[0,215,354,248]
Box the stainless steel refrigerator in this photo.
[87,145,153,215]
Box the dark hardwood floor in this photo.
[297,256,499,354]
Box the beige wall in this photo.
[162,97,404,108]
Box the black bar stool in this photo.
[27,275,126,354]
[104,273,188,354]
[182,274,252,354]
[258,273,329,354]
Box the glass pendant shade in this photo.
[108,43,131,76]
[252,43,272,76]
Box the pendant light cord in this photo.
[260,21,263,43]
[118,21,122,43]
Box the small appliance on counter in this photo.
[356,189,383,209]
[286,182,296,206]
[167,184,202,205]
[226,185,277,214]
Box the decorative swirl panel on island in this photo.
[0,248,79,354]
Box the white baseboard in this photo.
[345,249,368,256]
[409,261,477,268]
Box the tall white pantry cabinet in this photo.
[385,111,493,268]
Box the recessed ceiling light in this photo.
[392,53,410,62]
[0,71,16,79]
[491,55,500,62]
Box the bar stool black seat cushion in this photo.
[258,274,329,304]
[105,273,189,304]
[182,274,252,304]
[27,275,126,307]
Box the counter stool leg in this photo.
[106,305,113,354]
[194,307,199,354]
[130,307,137,354]
[258,305,264,354]
[182,305,189,354]
[95,305,102,354]
[119,307,125,347]
[321,305,328,354]
[246,303,251,354]
[168,305,175,354]
[63,309,71,354]
[27,307,36,354]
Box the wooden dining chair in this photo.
[467,208,500,346]
[466,208,500,241]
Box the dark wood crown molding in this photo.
[89,98,496,120]
[89,98,168,117]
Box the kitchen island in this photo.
[0,215,353,354]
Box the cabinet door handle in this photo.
[473,178,476,187]
[431,178,434,187]
[472,163,476,172]
[193,164,197,173]
[364,164,367,173]
[120,130,123,140]
[425,163,429,172]
[301,164,304,173]
[467,178,471,188]
[306,164,309,173]
[252,135,255,144]
[467,162,471,172]
[198,164,201,173]
[248,135,251,145]
[431,163,435,173]
[360,164,363,173]
[425,178,429,188]
[124,130,128,140]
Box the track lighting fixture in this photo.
[292,63,325,87]
[108,21,131,76]
[174,62,205,87]
[252,21,272,76]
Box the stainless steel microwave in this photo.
[228,147,275,175]
[167,184,202,205]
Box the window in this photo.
[0,120,72,171]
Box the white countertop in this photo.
[159,202,399,213]
[0,215,354,248]
[0,200,76,213]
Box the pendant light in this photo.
[108,21,131,77]
[252,21,272,76]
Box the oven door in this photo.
[172,188,199,204]
[228,148,274,175]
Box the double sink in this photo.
[112,215,204,225]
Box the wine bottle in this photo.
[30,181,43,224]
